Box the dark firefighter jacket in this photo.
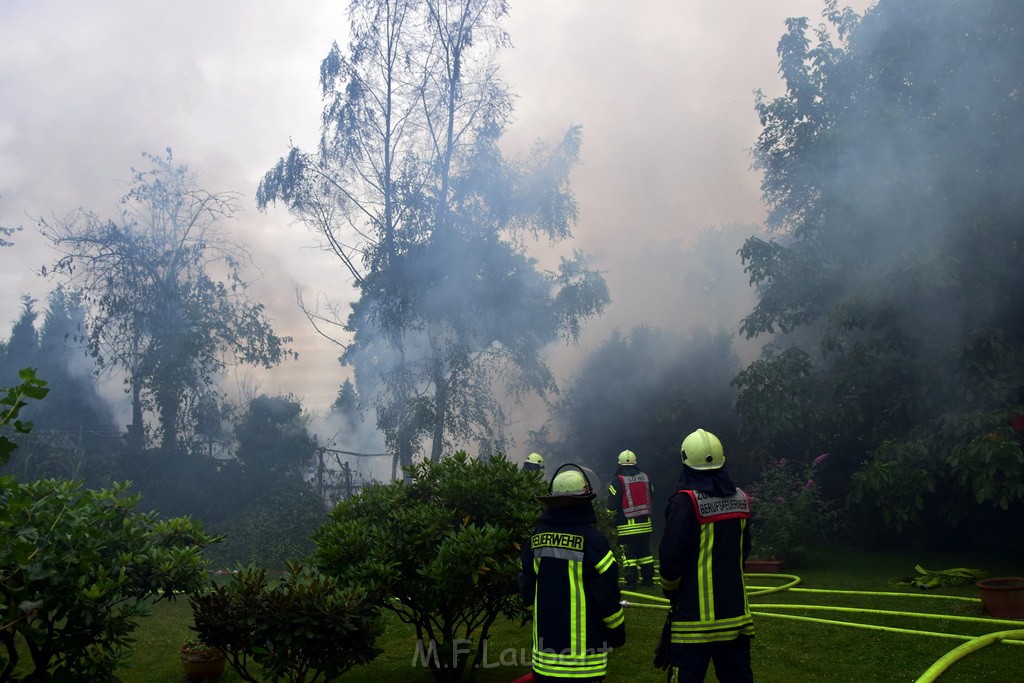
[658,467,753,645]
[605,466,653,538]
[519,502,626,679]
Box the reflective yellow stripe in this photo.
[739,516,746,568]
[698,524,715,620]
[671,613,754,632]
[532,648,608,677]
[616,518,653,535]
[740,518,751,616]
[661,575,680,591]
[595,550,615,574]
[569,560,585,653]
[670,612,755,644]
[671,614,753,647]
[533,561,539,648]
[669,623,755,644]
[603,607,624,629]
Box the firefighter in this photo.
[519,464,626,681]
[523,452,546,472]
[605,449,655,588]
[655,429,754,682]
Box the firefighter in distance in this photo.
[523,451,546,472]
[605,449,656,588]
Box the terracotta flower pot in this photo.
[976,577,1024,619]
[744,558,785,573]
[181,646,227,682]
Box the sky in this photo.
[0,0,872,447]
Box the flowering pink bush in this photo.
[746,455,836,561]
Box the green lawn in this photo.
[118,546,1023,682]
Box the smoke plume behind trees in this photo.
[8,0,1024,554]
[0,0,870,426]
[736,0,1024,546]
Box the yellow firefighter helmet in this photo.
[538,464,597,507]
[681,429,725,470]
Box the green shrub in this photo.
[312,452,540,683]
[189,563,382,682]
[205,477,327,569]
[0,478,220,680]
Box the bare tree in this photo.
[0,196,22,247]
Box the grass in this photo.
[109,547,1024,681]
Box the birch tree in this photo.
[260,0,607,474]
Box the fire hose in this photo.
[619,574,1024,682]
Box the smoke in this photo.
[1,0,879,468]
[308,408,391,484]
[758,0,1024,363]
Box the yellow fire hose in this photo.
[756,586,981,602]
[618,574,1024,681]
[914,629,1024,683]
[752,603,1024,631]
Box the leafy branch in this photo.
[0,367,49,465]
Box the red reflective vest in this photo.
[617,472,652,519]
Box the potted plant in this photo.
[977,577,1024,619]
[180,639,227,682]
[745,454,837,572]
[744,550,787,574]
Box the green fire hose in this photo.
[914,629,1024,682]
[619,573,1024,681]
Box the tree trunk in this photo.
[430,373,448,462]
[126,375,145,455]
[157,389,180,453]
[398,439,414,483]
[126,326,145,455]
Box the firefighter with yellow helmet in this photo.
[523,452,545,472]
[655,429,753,681]
[605,449,656,588]
[519,464,626,681]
